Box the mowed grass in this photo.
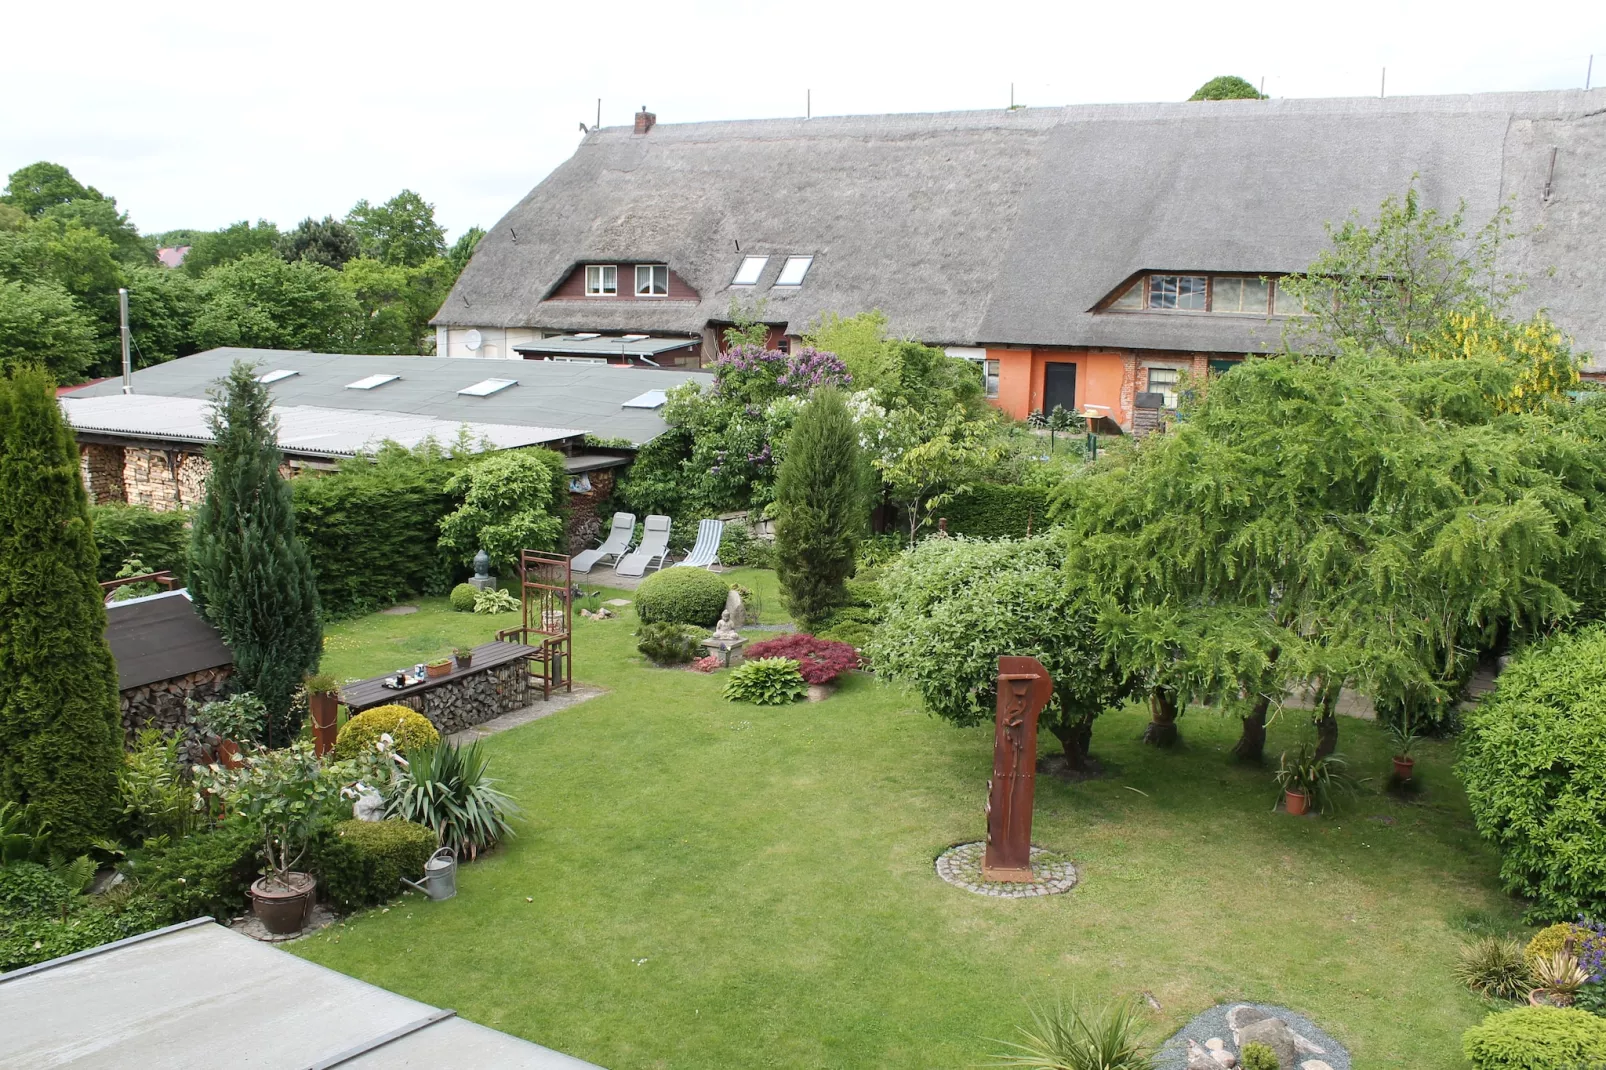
[295,569,1511,1069]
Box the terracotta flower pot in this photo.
[1284,789,1310,816]
[249,872,316,935]
[216,738,243,769]
[426,660,453,679]
[308,692,339,757]
[1392,755,1416,780]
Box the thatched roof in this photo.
[437,90,1606,365]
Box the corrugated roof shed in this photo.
[104,591,232,691]
[0,919,601,1068]
[64,348,708,447]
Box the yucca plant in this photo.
[387,741,519,861]
[1531,949,1589,1004]
[988,994,1155,1070]
[1452,935,1533,1000]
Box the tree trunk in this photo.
[1143,688,1180,747]
[1049,715,1094,771]
[1313,681,1340,760]
[1234,696,1269,764]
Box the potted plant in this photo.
[200,742,348,935]
[1273,742,1359,816]
[426,658,453,679]
[1387,713,1420,781]
[1529,948,1589,1008]
[192,693,266,770]
[304,674,340,757]
[452,647,474,670]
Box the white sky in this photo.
[5,0,1603,242]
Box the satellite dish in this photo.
[464,329,483,352]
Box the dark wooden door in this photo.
[1043,362,1077,416]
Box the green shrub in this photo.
[637,623,707,666]
[723,657,807,705]
[938,484,1051,540]
[1459,625,1606,921]
[0,862,76,918]
[1527,923,1589,969]
[989,994,1154,1070]
[1239,1042,1279,1070]
[0,888,169,972]
[473,587,519,614]
[1456,935,1536,1000]
[773,386,871,627]
[1463,1005,1606,1068]
[117,729,198,842]
[814,606,878,650]
[90,503,190,583]
[449,582,478,612]
[438,448,568,572]
[387,742,518,861]
[635,568,731,627]
[122,821,261,922]
[333,705,440,761]
[312,818,437,909]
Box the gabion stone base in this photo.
[935,841,1078,898]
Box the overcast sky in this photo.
[5,0,1603,242]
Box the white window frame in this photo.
[585,264,617,296]
[635,264,668,297]
[732,256,768,286]
[1144,366,1182,410]
[774,256,813,287]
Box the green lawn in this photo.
[296,569,1512,1068]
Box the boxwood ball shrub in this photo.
[332,704,440,761]
[449,583,478,612]
[723,657,807,706]
[635,568,732,627]
[636,623,707,667]
[313,819,437,910]
[1458,625,1606,921]
[1525,922,1589,970]
[745,634,859,685]
[1462,1006,1606,1069]
[1238,1043,1279,1070]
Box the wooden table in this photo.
[340,640,541,715]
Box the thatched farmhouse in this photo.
[434,90,1606,431]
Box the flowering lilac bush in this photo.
[744,634,860,684]
[713,345,851,405]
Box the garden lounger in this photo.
[671,518,724,570]
[572,512,636,573]
[614,515,672,576]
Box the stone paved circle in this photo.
[934,841,1078,898]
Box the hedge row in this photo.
[89,503,191,582]
[937,484,1052,540]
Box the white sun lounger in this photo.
[572,512,635,574]
[613,514,672,576]
[670,518,724,570]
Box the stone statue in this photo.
[982,656,1053,882]
[723,587,746,630]
[469,548,497,591]
[711,607,741,642]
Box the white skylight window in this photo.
[622,389,668,410]
[458,377,518,397]
[345,374,399,390]
[257,369,299,384]
[572,332,601,340]
[621,333,649,341]
[732,256,768,286]
[775,256,813,286]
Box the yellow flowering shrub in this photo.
[1418,304,1580,411]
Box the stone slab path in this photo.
[447,685,607,745]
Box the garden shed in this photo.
[105,590,233,751]
[0,918,601,1068]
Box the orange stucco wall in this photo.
[987,348,1131,426]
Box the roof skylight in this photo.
[621,333,649,341]
[622,389,668,410]
[572,332,601,340]
[458,378,518,397]
[732,256,768,286]
[345,374,399,390]
[257,369,299,384]
[775,256,813,286]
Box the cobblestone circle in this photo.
[934,841,1078,898]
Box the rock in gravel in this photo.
[1237,1018,1298,1069]
[1186,1040,1221,1070]
[1302,1062,1335,1070]
[1228,1005,1275,1034]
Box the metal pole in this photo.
[1588,55,1594,91]
[119,287,132,394]
[1380,67,1386,98]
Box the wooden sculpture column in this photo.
[983,656,1054,882]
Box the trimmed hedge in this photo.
[89,503,191,583]
[449,583,478,612]
[1462,1006,1606,1069]
[1458,625,1606,921]
[937,484,1051,540]
[313,819,437,910]
[333,705,440,761]
[635,568,731,627]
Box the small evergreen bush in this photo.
[312,818,437,909]
[723,657,807,705]
[773,387,870,626]
[1456,935,1535,1000]
[1462,1005,1606,1068]
[1239,1042,1279,1070]
[122,822,261,922]
[635,568,731,627]
[636,623,707,666]
[814,607,878,650]
[333,705,440,761]
[449,583,478,612]
[745,634,859,684]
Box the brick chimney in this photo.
[634,106,656,135]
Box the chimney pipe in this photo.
[634,106,656,135]
[119,287,133,394]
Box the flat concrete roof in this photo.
[0,919,602,1069]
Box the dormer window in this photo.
[635,264,668,297]
[775,256,813,287]
[732,256,768,286]
[585,264,617,296]
[1102,273,1308,315]
[1148,275,1208,310]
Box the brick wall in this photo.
[567,467,617,554]
[80,444,127,504]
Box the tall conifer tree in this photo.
[189,361,322,743]
[773,386,870,627]
[0,366,122,851]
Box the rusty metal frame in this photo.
[494,550,573,700]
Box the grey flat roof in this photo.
[514,335,700,357]
[0,919,602,1069]
[104,590,232,691]
[64,348,710,447]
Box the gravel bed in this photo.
[1156,1003,1349,1070]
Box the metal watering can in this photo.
[400,847,458,900]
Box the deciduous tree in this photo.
[192,252,359,352]
[346,191,445,267]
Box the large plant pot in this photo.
[1284,789,1311,816]
[1392,755,1416,781]
[216,738,243,770]
[308,692,339,757]
[250,872,316,935]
